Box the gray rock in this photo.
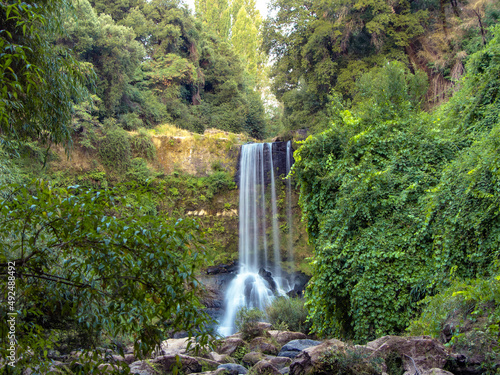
[129,360,157,375]
[421,369,454,375]
[251,361,281,375]
[279,368,290,374]
[278,339,321,358]
[217,363,248,374]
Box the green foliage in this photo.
[0,180,213,370]
[99,127,132,172]
[352,61,428,122]
[126,157,154,184]
[235,307,266,341]
[408,275,500,371]
[62,0,145,117]
[266,297,311,334]
[293,25,500,342]
[131,128,156,160]
[205,171,236,199]
[120,112,143,131]
[0,0,91,146]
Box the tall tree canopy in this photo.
[264,0,500,132]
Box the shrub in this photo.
[235,307,266,341]
[131,128,156,160]
[321,347,384,375]
[99,127,132,173]
[126,158,154,184]
[120,112,143,131]
[266,297,311,334]
[205,171,236,199]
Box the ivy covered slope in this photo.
[293,27,500,342]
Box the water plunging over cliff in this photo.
[218,142,293,336]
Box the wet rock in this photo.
[278,339,322,358]
[258,268,277,291]
[217,363,248,374]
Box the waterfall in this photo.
[218,143,292,336]
[286,141,295,278]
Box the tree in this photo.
[61,0,145,117]
[0,0,90,147]
[195,0,231,40]
[90,0,141,21]
[263,0,428,131]
[0,181,212,372]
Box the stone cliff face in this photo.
[151,133,240,177]
[234,141,294,187]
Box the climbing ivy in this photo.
[294,30,500,341]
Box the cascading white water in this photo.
[218,143,290,336]
[286,141,295,277]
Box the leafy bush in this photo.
[120,112,143,131]
[205,171,236,199]
[266,297,311,334]
[0,181,212,369]
[99,127,132,173]
[126,158,154,184]
[321,347,384,375]
[235,307,266,341]
[131,128,156,160]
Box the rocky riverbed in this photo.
[30,322,495,374]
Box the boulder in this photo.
[97,363,120,373]
[208,351,234,364]
[289,339,346,375]
[258,268,277,291]
[129,360,157,375]
[421,369,455,375]
[367,335,449,374]
[268,331,307,346]
[242,351,266,366]
[160,337,190,356]
[277,339,322,359]
[256,322,273,331]
[217,337,247,357]
[151,354,218,374]
[266,356,292,370]
[249,337,279,355]
[279,368,290,374]
[217,363,248,374]
[197,370,230,375]
[251,361,281,375]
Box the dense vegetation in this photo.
[293,25,500,342]
[1,0,500,372]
